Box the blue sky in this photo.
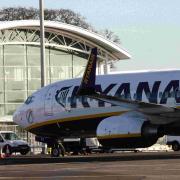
[1,0,180,71]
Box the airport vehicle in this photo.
[166,135,180,151]
[0,131,30,155]
[62,137,101,154]
[13,47,180,157]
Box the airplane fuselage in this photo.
[13,69,180,139]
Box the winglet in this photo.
[77,47,97,96]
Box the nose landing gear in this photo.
[35,136,65,157]
[50,142,65,157]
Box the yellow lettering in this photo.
[83,54,95,84]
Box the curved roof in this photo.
[0,20,131,61]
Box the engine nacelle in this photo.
[97,112,159,148]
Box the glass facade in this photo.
[0,44,87,117]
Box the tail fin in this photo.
[77,47,97,96]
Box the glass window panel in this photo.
[46,67,51,84]
[4,45,25,66]
[0,104,5,116]
[28,90,36,96]
[4,67,26,80]
[73,55,86,78]
[0,92,4,103]
[51,79,60,83]
[5,104,21,115]
[0,81,3,91]
[0,67,3,77]
[0,68,4,92]
[0,45,3,66]
[5,80,26,91]
[5,91,26,103]
[45,47,50,66]
[50,48,69,56]
[50,66,72,80]
[50,50,72,66]
[46,67,50,80]
[4,67,15,79]
[50,66,62,78]
[28,79,41,90]
[28,67,40,79]
[27,45,40,66]
[46,79,51,85]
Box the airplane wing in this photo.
[76,47,180,124]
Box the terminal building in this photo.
[0,20,130,142]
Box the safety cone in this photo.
[5,145,10,157]
[0,147,5,159]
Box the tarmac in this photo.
[1,151,180,179]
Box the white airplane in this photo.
[13,47,180,156]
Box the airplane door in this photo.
[44,85,57,116]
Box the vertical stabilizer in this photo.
[77,47,97,95]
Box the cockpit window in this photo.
[25,96,34,105]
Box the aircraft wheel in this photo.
[51,147,61,157]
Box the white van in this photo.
[166,135,180,151]
[0,131,30,155]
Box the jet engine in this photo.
[97,112,162,148]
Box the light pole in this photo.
[39,0,46,154]
[39,0,46,87]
